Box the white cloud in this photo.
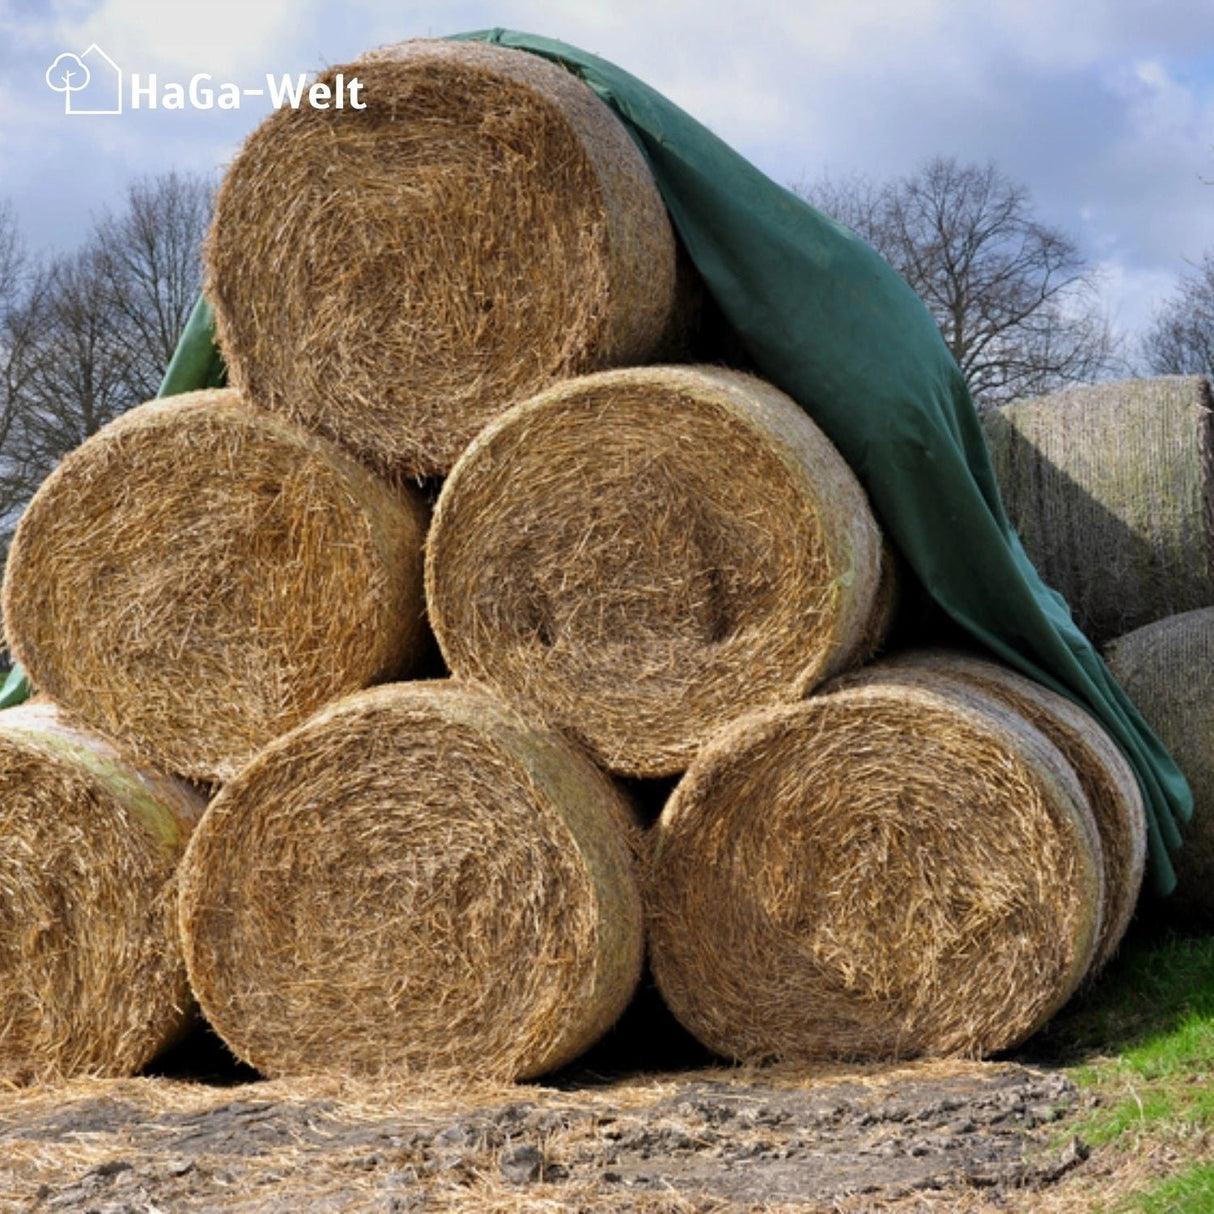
[1095,259,1184,354]
[51,0,318,78]
[3,0,1214,343]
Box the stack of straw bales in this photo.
[0,36,1154,1080]
[982,376,1214,643]
[0,37,688,1082]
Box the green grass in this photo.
[1031,924,1214,1066]
[1016,920,1214,1203]
[1123,1161,1214,1213]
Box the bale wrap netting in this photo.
[982,376,1214,643]
[178,681,644,1081]
[0,702,206,1083]
[2,389,429,782]
[837,649,1146,973]
[648,682,1105,1063]
[205,37,682,478]
[426,365,887,776]
[1105,607,1214,918]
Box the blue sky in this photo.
[3,0,1214,347]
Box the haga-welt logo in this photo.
[46,45,365,114]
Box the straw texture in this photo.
[178,681,644,1081]
[982,376,1214,642]
[205,37,680,478]
[1105,608,1214,918]
[426,365,886,776]
[648,683,1104,1063]
[0,702,205,1084]
[838,649,1146,973]
[2,389,429,782]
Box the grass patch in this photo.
[1018,918,1214,1172]
[1123,1160,1214,1212]
[1030,922,1214,1065]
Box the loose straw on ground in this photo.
[1105,607,1214,920]
[0,702,205,1084]
[982,376,1214,643]
[206,37,681,478]
[648,682,1105,1063]
[2,389,429,782]
[178,681,644,1081]
[426,365,887,776]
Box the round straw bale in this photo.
[426,365,886,777]
[0,702,205,1083]
[177,680,644,1081]
[648,683,1105,1062]
[2,389,428,783]
[1105,608,1214,919]
[205,37,680,478]
[835,649,1145,974]
[982,376,1214,643]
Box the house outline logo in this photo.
[45,44,123,115]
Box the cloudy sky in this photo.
[3,0,1214,350]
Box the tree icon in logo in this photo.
[46,54,91,110]
[45,46,122,115]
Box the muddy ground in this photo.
[0,1050,1091,1213]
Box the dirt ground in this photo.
[0,1052,1091,1213]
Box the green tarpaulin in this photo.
[34,28,1194,891]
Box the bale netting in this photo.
[205,37,682,479]
[1105,608,1214,919]
[177,680,644,1081]
[836,649,1146,974]
[982,376,1214,643]
[647,682,1105,1063]
[2,389,429,783]
[0,701,206,1084]
[426,365,886,777]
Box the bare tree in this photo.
[0,202,22,305]
[18,245,143,462]
[91,170,215,401]
[1141,252,1214,378]
[0,172,214,555]
[801,158,1119,406]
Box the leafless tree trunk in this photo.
[800,158,1120,407]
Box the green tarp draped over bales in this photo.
[73,29,1199,892]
